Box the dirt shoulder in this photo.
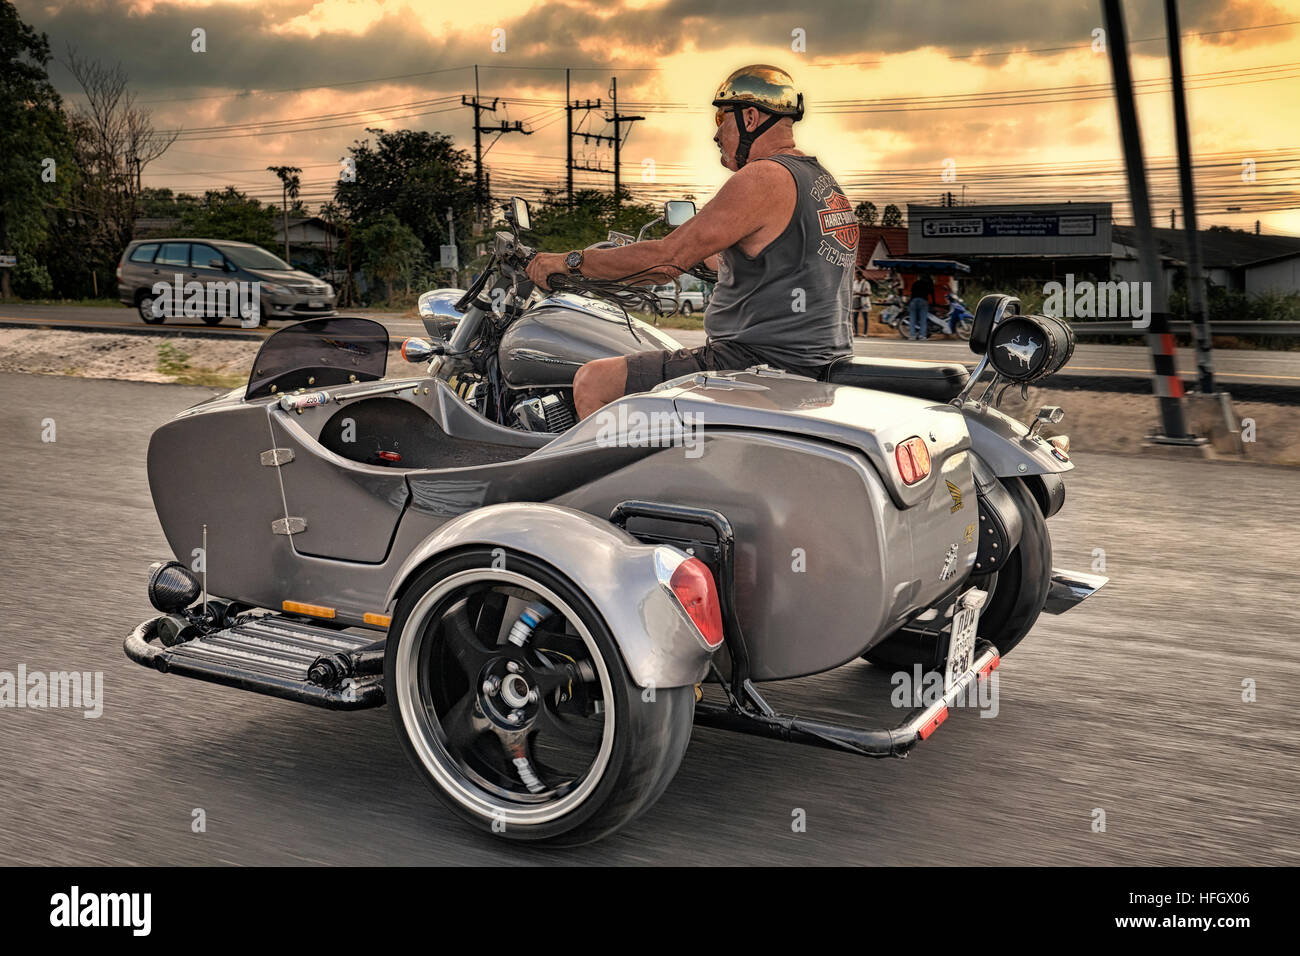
[2,327,1292,465]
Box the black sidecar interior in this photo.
[824,356,969,403]
[319,397,534,469]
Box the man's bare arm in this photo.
[571,161,791,284]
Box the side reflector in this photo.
[377,450,402,462]
[283,600,336,619]
[978,653,1001,680]
[917,706,949,740]
[363,612,391,628]
[669,557,725,649]
[895,436,931,485]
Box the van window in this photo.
[190,244,224,269]
[156,243,190,267]
[128,243,160,263]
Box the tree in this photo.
[881,203,903,227]
[526,189,660,254]
[335,128,475,272]
[854,201,877,227]
[61,46,178,293]
[357,213,425,301]
[179,187,276,247]
[267,165,301,262]
[0,0,72,298]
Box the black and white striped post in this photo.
[1100,0,1200,444]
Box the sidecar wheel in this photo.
[385,548,694,846]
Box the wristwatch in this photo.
[565,250,584,274]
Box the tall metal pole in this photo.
[1164,0,1215,394]
[566,69,573,210]
[611,76,620,205]
[1101,0,1191,440]
[474,65,484,225]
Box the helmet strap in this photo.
[730,106,784,168]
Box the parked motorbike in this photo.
[123,196,1106,846]
[897,292,975,341]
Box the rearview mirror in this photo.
[510,196,531,231]
[664,200,696,228]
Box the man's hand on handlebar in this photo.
[525,252,568,292]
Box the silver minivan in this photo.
[117,238,337,326]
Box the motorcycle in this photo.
[123,196,1106,846]
[896,291,975,341]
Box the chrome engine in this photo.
[509,394,577,434]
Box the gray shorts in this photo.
[623,341,830,394]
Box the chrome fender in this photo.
[961,401,1075,478]
[384,503,715,688]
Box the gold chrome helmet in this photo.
[712,65,805,118]
[712,65,804,168]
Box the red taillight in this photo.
[669,557,724,648]
[378,450,402,462]
[895,436,931,485]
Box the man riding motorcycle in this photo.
[525,65,858,419]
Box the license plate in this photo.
[944,602,980,690]
[308,300,324,308]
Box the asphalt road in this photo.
[0,372,1296,865]
[3,303,1299,396]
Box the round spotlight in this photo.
[987,314,1075,383]
[147,560,201,613]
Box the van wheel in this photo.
[386,548,695,846]
[137,293,165,324]
[681,302,693,316]
[201,315,223,326]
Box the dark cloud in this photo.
[15,0,1291,104]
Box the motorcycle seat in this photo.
[824,356,969,403]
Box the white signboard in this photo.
[439,245,459,270]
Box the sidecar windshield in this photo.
[246,317,389,400]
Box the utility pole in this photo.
[446,207,458,287]
[1101,0,1195,443]
[566,69,573,210]
[462,65,530,226]
[567,94,605,205]
[608,77,644,206]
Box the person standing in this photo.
[907,273,934,341]
[851,269,871,337]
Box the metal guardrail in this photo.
[1068,320,1300,336]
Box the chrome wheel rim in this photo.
[394,568,616,826]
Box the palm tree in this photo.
[266,165,302,263]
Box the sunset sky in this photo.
[17,0,1300,234]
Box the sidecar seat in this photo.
[824,356,969,404]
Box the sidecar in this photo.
[125,313,1103,845]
